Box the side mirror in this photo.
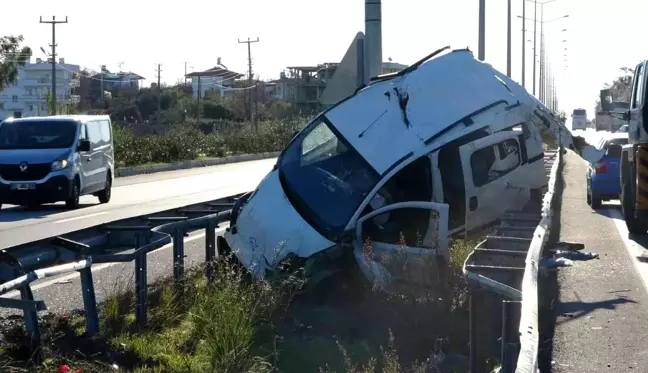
[78,139,91,152]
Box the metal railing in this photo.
[463,146,563,372]
[0,193,244,354]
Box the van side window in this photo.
[632,64,644,109]
[100,120,111,143]
[86,121,103,147]
[471,139,521,187]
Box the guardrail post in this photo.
[134,233,148,328]
[205,220,216,281]
[173,228,185,283]
[20,285,41,360]
[79,266,99,335]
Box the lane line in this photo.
[1,226,227,299]
[605,208,648,293]
[53,211,109,224]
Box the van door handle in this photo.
[87,157,92,162]
[469,196,478,211]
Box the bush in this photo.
[113,118,307,168]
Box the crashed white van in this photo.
[218,47,574,284]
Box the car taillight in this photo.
[595,160,608,173]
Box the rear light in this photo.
[594,160,608,173]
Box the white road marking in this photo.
[0,226,227,299]
[605,208,648,293]
[54,212,108,224]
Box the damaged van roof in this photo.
[325,48,550,175]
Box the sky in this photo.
[2,0,647,119]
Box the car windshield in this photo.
[278,116,380,239]
[0,120,78,150]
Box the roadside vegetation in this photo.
[0,238,477,373]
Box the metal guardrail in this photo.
[462,147,563,372]
[0,193,244,355]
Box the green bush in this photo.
[113,118,306,168]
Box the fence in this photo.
[0,193,244,356]
[463,145,563,372]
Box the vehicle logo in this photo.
[19,162,28,172]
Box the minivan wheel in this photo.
[97,173,112,204]
[65,179,81,209]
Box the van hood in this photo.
[223,170,335,277]
[0,149,69,164]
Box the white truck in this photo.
[571,108,587,130]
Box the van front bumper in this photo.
[0,176,73,205]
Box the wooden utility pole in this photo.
[156,64,162,115]
[40,16,68,115]
[238,37,259,131]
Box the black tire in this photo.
[586,191,592,206]
[97,173,112,204]
[591,194,602,209]
[65,178,81,209]
[621,180,648,234]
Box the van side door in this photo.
[629,61,646,143]
[83,120,107,191]
[77,124,96,189]
[459,131,530,231]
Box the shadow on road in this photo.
[0,203,95,223]
[557,296,637,326]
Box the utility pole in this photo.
[539,4,544,103]
[238,37,260,130]
[521,0,526,87]
[184,61,188,85]
[532,0,537,96]
[156,64,162,115]
[507,0,512,77]
[118,61,124,72]
[40,16,68,116]
[478,0,486,61]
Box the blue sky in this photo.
[3,0,647,118]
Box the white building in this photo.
[186,67,244,98]
[0,58,80,120]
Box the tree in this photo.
[0,35,32,91]
[594,66,635,112]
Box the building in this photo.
[266,61,407,112]
[185,67,245,98]
[0,58,80,120]
[86,67,145,100]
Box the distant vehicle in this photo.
[0,115,114,210]
[586,133,628,208]
[616,124,629,133]
[571,108,587,130]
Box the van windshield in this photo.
[0,120,78,150]
[278,116,381,239]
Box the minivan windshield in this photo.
[278,116,381,239]
[0,120,78,150]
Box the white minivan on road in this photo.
[0,115,114,210]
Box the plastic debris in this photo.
[554,250,599,261]
[541,257,574,268]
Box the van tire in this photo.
[621,180,648,234]
[66,178,81,209]
[97,172,112,204]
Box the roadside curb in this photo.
[115,152,281,177]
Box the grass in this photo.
[0,238,480,373]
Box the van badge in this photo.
[19,162,28,172]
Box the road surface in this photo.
[0,158,277,248]
[551,150,648,372]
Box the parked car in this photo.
[616,124,629,133]
[586,133,628,208]
[0,115,114,210]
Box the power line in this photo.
[39,15,68,115]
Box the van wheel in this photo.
[622,180,648,234]
[97,173,112,204]
[66,179,81,209]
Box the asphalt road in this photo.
[551,150,648,372]
[0,158,277,248]
[0,226,227,316]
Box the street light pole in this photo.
[478,0,486,61]
[540,4,544,102]
[533,0,537,96]
[521,0,526,87]
[507,0,512,77]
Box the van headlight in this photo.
[51,159,70,171]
